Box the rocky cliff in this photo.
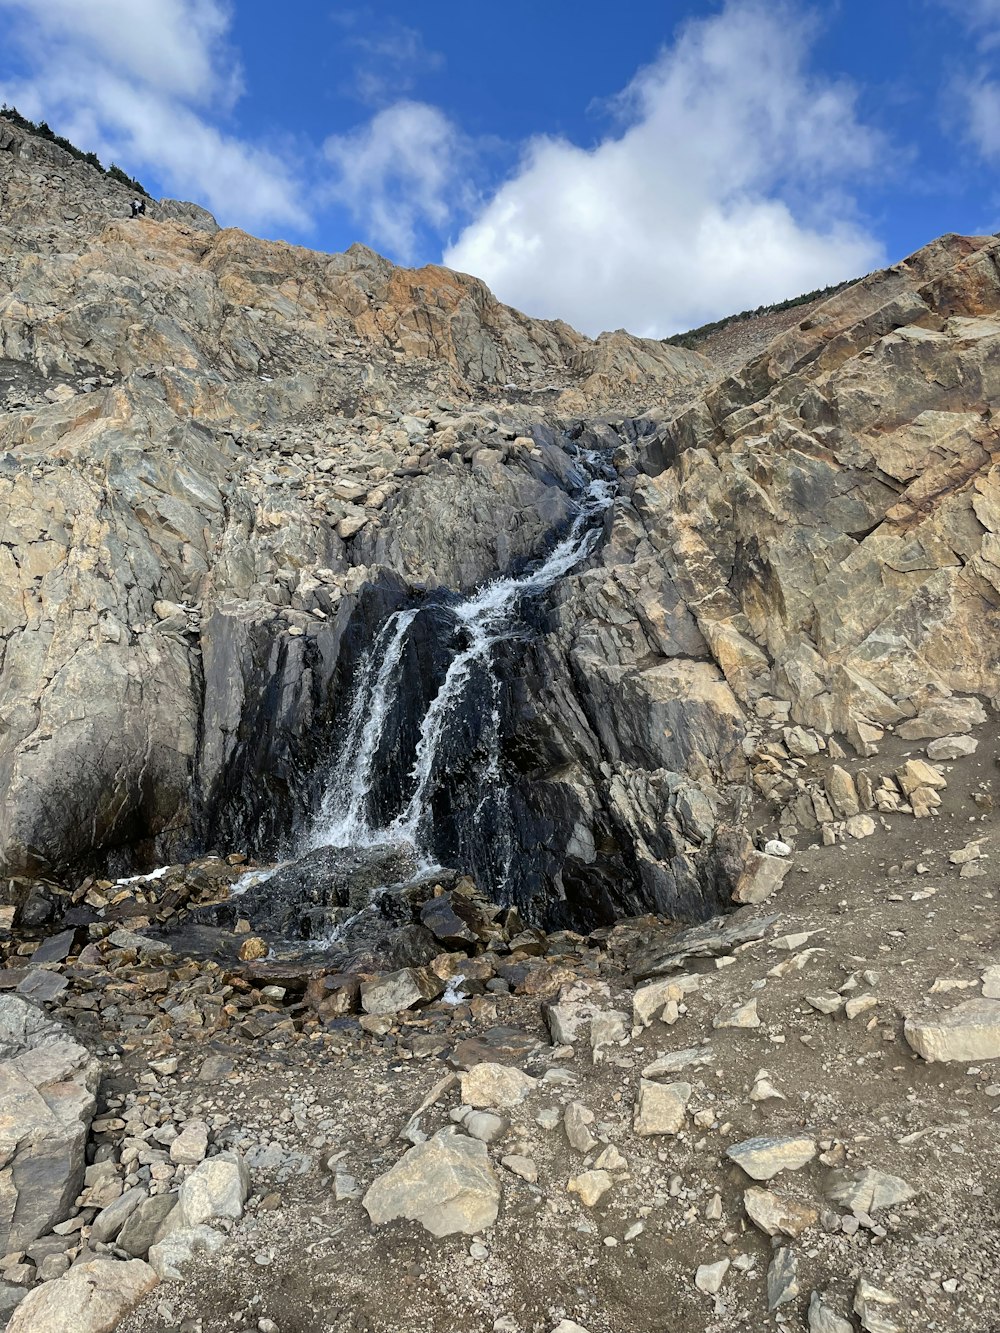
[2,115,999,934]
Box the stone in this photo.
[726,1136,816,1181]
[6,1258,158,1333]
[641,1046,715,1077]
[91,1186,147,1245]
[904,997,1000,1061]
[148,1225,226,1280]
[360,968,444,1015]
[633,1079,691,1136]
[551,1323,592,1333]
[713,997,760,1028]
[983,966,1000,999]
[825,766,860,818]
[171,1153,249,1230]
[589,1009,628,1060]
[501,1155,537,1183]
[238,937,268,962]
[463,1112,508,1144]
[460,1063,538,1109]
[117,1194,177,1257]
[808,1291,854,1333]
[363,1131,500,1237]
[0,996,99,1254]
[593,1144,626,1171]
[169,1120,209,1165]
[694,1259,730,1295]
[824,1167,916,1214]
[632,975,700,1028]
[732,851,792,905]
[926,734,977,760]
[564,1102,598,1153]
[750,1070,785,1101]
[854,1277,900,1333]
[767,1247,799,1309]
[895,759,947,797]
[567,1170,613,1207]
[744,1187,818,1237]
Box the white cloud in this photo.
[956,74,1000,159]
[444,0,885,336]
[0,0,307,231]
[324,101,472,261]
[333,13,445,106]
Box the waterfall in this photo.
[305,464,615,895]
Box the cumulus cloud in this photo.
[444,0,885,336]
[939,0,1000,159]
[0,0,307,231]
[324,101,473,261]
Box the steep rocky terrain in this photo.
[1,115,1000,1333]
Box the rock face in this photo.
[0,996,99,1254]
[3,113,1000,933]
[362,1131,500,1236]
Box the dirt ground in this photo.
[105,723,1000,1333]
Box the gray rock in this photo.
[170,1152,249,1230]
[0,995,99,1254]
[360,967,444,1016]
[824,1167,916,1214]
[169,1120,209,1165]
[91,1186,147,1245]
[726,1136,816,1181]
[118,1194,177,1257]
[767,1247,799,1309]
[363,1131,500,1237]
[808,1291,855,1333]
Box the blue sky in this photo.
[0,0,997,336]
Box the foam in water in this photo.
[306,465,614,895]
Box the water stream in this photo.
[302,461,615,900]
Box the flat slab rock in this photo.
[632,912,779,980]
[6,1257,158,1332]
[726,1136,816,1181]
[363,1131,500,1237]
[904,997,1000,1061]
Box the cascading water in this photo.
[303,459,616,901]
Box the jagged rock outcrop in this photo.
[2,114,999,927]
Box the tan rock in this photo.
[904,998,1000,1061]
[568,1169,613,1207]
[362,1131,499,1236]
[744,1187,818,1237]
[460,1063,538,1109]
[732,851,793,905]
[6,1258,158,1333]
[633,1079,691,1136]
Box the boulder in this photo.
[904,998,1000,1061]
[360,967,444,1016]
[0,995,99,1254]
[362,1131,500,1236]
[168,1152,249,1232]
[6,1257,158,1333]
[460,1063,538,1109]
[824,1168,917,1214]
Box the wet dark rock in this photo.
[420,895,479,949]
[197,844,419,939]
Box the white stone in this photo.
[633,1080,691,1136]
[363,1131,499,1237]
[6,1258,158,1332]
[727,1136,816,1181]
[694,1258,730,1295]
